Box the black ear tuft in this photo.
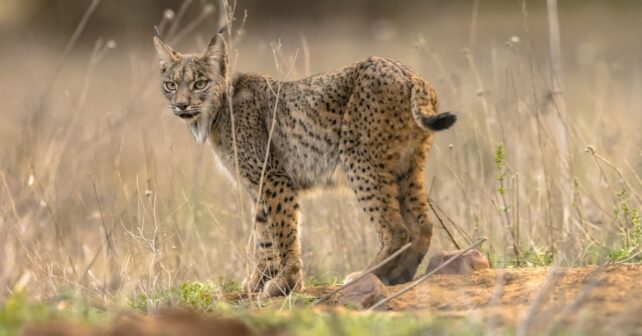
[422,112,457,131]
[217,25,228,34]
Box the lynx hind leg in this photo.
[251,173,304,298]
[395,154,433,281]
[242,209,280,293]
[341,150,412,285]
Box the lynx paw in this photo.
[242,268,273,293]
[259,270,304,298]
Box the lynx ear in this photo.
[202,33,227,76]
[154,36,179,66]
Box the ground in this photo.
[387,264,642,332]
[9,264,641,335]
[309,264,642,334]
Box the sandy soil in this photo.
[383,264,642,333]
[299,264,642,334]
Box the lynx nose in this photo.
[175,102,189,111]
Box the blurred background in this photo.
[0,0,640,303]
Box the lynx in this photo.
[154,32,456,297]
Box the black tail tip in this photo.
[422,112,457,131]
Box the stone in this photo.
[338,273,388,309]
[343,271,362,284]
[502,271,514,284]
[425,249,490,275]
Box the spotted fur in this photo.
[154,34,456,297]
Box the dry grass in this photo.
[0,1,640,329]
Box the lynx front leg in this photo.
[242,208,280,293]
[249,173,304,297]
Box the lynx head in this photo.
[154,33,227,143]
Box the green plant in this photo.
[495,143,507,196]
[520,247,554,267]
[608,189,642,262]
[0,291,108,336]
[495,143,521,265]
[0,292,48,336]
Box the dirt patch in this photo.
[232,265,642,333]
[384,264,642,332]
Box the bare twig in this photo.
[615,248,642,264]
[546,0,573,253]
[165,0,193,40]
[468,0,480,53]
[430,201,474,245]
[169,4,216,45]
[463,48,494,142]
[55,0,102,82]
[299,33,311,77]
[428,199,460,250]
[585,147,642,204]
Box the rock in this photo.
[437,303,452,311]
[343,271,362,284]
[502,271,514,284]
[338,273,388,309]
[425,249,490,275]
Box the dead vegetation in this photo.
[0,0,641,335]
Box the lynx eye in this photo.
[194,80,209,90]
[163,81,177,91]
